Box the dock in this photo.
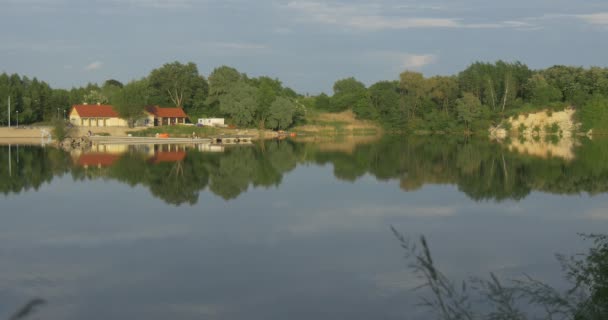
[89,136,211,145]
[88,135,255,145]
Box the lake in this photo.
[1,137,607,319]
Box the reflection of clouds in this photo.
[0,224,191,250]
[286,205,456,235]
[586,208,608,220]
[40,225,190,247]
[371,270,420,294]
[165,303,224,317]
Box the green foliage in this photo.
[128,125,219,137]
[207,65,243,105]
[148,61,208,115]
[525,74,563,106]
[51,118,71,141]
[219,81,258,127]
[314,93,331,110]
[455,93,483,129]
[331,77,368,113]
[110,79,149,127]
[578,95,608,132]
[369,81,404,128]
[266,97,296,130]
[82,90,108,105]
[518,123,527,134]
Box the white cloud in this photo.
[368,51,438,70]
[284,1,536,31]
[403,54,437,68]
[111,0,196,9]
[577,12,608,25]
[84,61,103,71]
[286,204,456,235]
[212,42,268,50]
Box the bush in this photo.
[51,119,72,141]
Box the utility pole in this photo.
[8,96,10,128]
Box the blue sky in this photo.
[1,0,607,93]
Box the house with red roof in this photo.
[69,104,190,127]
[145,106,189,126]
[69,103,129,127]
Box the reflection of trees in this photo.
[6,137,608,204]
[0,146,71,194]
[391,227,608,320]
[303,136,608,202]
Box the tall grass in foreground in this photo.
[391,227,607,320]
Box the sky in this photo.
[1,0,607,94]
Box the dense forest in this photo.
[3,137,608,205]
[307,62,608,133]
[1,61,608,132]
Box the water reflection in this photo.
[3,137,608,205]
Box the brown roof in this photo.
[71,105,120,118]
[77,153,120,167]
[145,106,188,118]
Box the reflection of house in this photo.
[145,106,189,126]
[149,151,187,164]
[77,153,121,168]
[69,104,128,127]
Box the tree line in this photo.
[0,62,304,129]
[2,61,608,131]
[309,62,608,133]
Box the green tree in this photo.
[83,90,108,105]
[148,61,208,112]
[266,97,296,130]
[218,81,258,127]
[207,66,243,105]
[399,71,427,119]
[255,77,279,128]
[525,74,563,106]
[456,92,483,129]
[111,79,149,127]
[314,93,331,110]
[331,77,369,115]
[369,81,404,128]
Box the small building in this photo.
[145,106,189,126]
[69,104,128,127]
[198,118,225,127]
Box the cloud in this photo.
[284,1,536,31]
[84,61,103,71]
[403,54,437,68]
[368,51,438,70]
[111,0,196,9]
[212,42,268,50]
[286,204,456,235]
[576,12,608,25]
[585,208,608,220]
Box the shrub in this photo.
[51,119,72,141]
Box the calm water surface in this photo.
[0,137,607,319]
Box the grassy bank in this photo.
[293,110,381,137]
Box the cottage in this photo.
[145,106,189,126]
[69,104,128,127]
